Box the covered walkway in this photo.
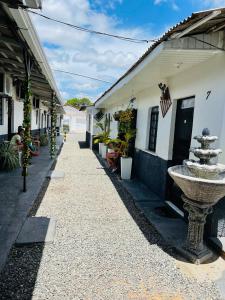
[0,134,224,299]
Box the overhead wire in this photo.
[53,69,113,84]
[27,10,157,44]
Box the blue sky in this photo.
[30,0,225,103]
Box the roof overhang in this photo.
[0,0,42,9]
[0,3,64,112]
[95,7,225,109]
[96,38,223,108]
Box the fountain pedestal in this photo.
[178,195,214,264]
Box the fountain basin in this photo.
[184,160,225,179]
[168,165,225,205]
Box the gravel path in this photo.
[0,133,222,300]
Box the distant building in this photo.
[63,106,86,133]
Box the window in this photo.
[0,73,4,93]
[36,110,39,125]
[0,98,3,125]
[148,106,159,152]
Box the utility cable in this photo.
[27,10,157,44]
[53,69,113,84]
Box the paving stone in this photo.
[16,217,56,245]
[47,170,65,179]
[0,136,63,271]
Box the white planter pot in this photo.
[108,148,114,153]
[120,157,132,180]
[101,144,107,159]
[99,143,104,155]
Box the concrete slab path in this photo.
[0,137,62,271]
[0,133,224,300]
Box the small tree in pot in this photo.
[118,129,136,180]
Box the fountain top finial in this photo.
[202,128,210,136]
[185,128,225,178]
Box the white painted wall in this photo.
[13,99,24,133]
[101,52,225,163]
[63,106,86,133]
[31,99,49,131]
[0,98,8,136]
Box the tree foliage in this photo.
[65,97,92,109]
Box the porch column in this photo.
[50,92,57,159]
[22,50,33,192]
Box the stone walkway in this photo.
[0,133,224,299]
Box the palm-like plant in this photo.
[94,120,111,145]
[0,143,19,171]
[118,129,136,157]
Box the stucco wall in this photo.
[13,99,24,133]
[102,52,225,163]
[0,99,8,136]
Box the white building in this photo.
[0,3,64,141]
[86,8,225,228]
[63,106,86,133]
[85,105,103,149]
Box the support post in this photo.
[50,92,57,159]
[22,50,33,192]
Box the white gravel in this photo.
[0,133,222,300]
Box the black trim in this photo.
[133,148,172,199]
[0,98,3,125]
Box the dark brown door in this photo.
[170,97,195,211]
[172,97,195,165]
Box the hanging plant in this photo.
[119,108,134,123]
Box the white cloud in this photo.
[154,0,179,10]
[202,0,225,6]
[30,0,152,102]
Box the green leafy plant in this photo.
[39,134,49,146]
[65,97,92,109]
[117,129,136,158]
[0,143,19,171]
[94,119,111,145]
[119,108,134,123]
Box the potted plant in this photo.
[94,121,110,158]
[0,142,20,171]
[118,129,136,180]
[39,133,49,146]
[93,122,104,155]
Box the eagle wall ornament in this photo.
[158,83,172,118]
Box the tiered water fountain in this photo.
[168,128,225,264]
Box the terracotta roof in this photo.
[95,7,225,105]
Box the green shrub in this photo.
[39,134,49,146]
[0,143,19,171]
